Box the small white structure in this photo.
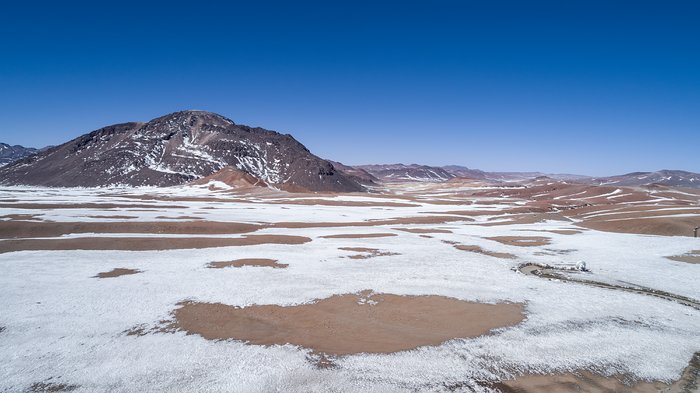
[575,260,588,271]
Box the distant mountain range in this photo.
[355,164,454,182]
[354,163,700,189]
[1,111,699,190]
[0,143,38,167]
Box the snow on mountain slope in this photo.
[0,111,364,192]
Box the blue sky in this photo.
[1,1,698,175]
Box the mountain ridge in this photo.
[0,110,364,192]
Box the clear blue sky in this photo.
[1,1,698,176]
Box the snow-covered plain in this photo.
[0,186,698,392]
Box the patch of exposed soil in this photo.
[338,247,400,259]
[485,236,551,247]
[85,215,137,220]
[0,214,42,221]
[29,381,78,392]
[207,258,288,269]
[393,228,453,234]
[266,198,419,207]
[272,215,471,229]
[94,268,142,278]
[155,216,204,220]
[454,245,516,259]
[321,233,397,239]
[0,203,185,210]
[171,291,524,355]
[521,229,582,235]
[0,220,261,239]
[491,371,668,393]
[666,250,700,264]
[578,216,700,237]
[0,235,311,253]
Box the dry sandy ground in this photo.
[172,291,525,355]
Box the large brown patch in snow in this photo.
[172,291,524,355]
[0,235,310,253]
[0,220,261,239]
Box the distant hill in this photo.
[587,170,700,188]
[0,143,38,167]
[0,110,364,192]
[356,164,455,182]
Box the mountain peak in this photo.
[0,112,364,192]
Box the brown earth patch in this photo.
[0,203,185,210]
[519,229,583,235]
[543,229,581,235]
[29,382,78,392]
[94,268,142,278]
[0,220,261,239]
[85,215,137,220]
[477,213,570,227]
[491,370,680,393]
[454,245,516,259]
[666,250,700,264]
[0,214,43,221]
[0,235,311,253]
[393,228,453,234]
[272,215,471,229]
[155,216,204,220]
[578,216,700,237]
[266,198,419,207]
[171,291,524,355]
[486,236,551,247]
[338,247,400,259]
[321,233,398,239]
[207,258,288,269]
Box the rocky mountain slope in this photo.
[0,111,364,192]
[0,143,38,167]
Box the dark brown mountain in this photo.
[0,110,364,192]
